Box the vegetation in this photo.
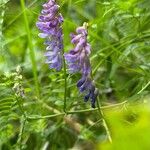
[0,0,150,149]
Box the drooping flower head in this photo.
[64,23,98,108]
[36,0,64,71]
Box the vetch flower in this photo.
[64,23,98,108]
[77,76,98,108]
[36,0,64,71]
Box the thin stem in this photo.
[16,97,27,118]
[68,101,126,114]
[97,97,112,143]
[0,5,4,50]
[15,96,27,149]
[63,52,67,113]
[27,113,65,120]
[17,116,27,150]
[137,81,150,94]
[27,101,127,120]
[20,0,40,97]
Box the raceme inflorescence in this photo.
[37,1,98,108]
[64,23,98,108]
[36,0,64,71]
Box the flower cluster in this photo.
[36,1,98,108]
[36,0,64,71]
[12,66,25,98]
[64,23,98,108]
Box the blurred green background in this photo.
[0,0,150,149]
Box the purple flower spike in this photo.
[65,23,98,108]
[36,0,64,71]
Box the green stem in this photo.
[14,95,26,150]
[16,97,26,118]
[137,81,150,95]
[16,97,27,149]
[97,97,112,143]
[27,113,65,120]
[0,2,5,51]
[17,116,26,150]
[63,52,67,113]
[68,101,126,114]
[20,0,40,97]
[26,101,127,120]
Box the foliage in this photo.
[0,0,150,149]
[99,101,150,150]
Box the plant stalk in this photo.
[20,0,40,98]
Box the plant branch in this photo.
[97,97,112,143]
[63,50,67,113]
[27,101,127,120]
[20,0,40,98]
[16,116,27,150]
